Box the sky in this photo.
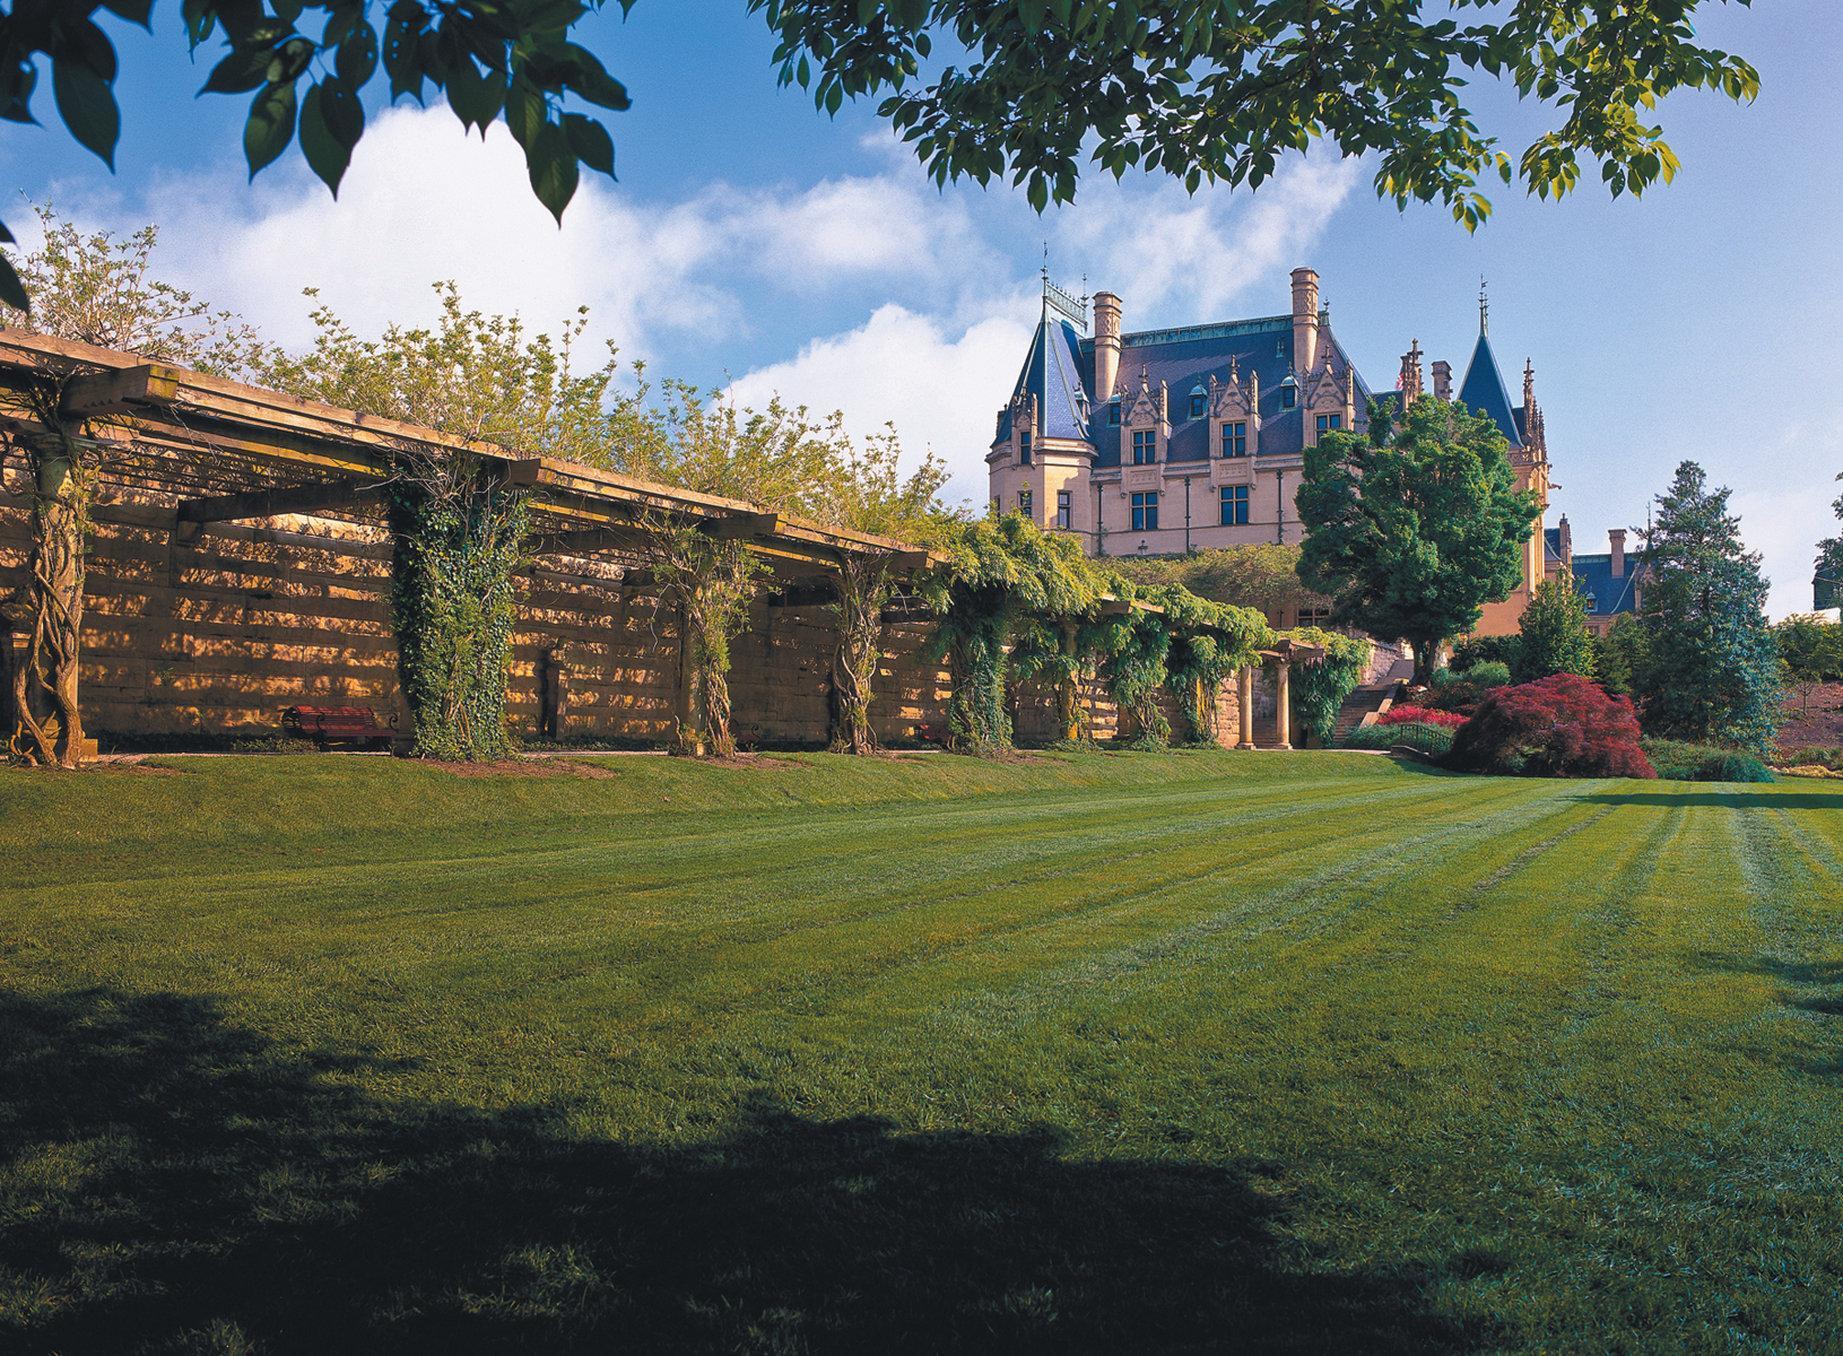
[3,0,1840,615]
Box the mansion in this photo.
[986,266,1553,635]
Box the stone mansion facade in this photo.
[986,267,1553,635]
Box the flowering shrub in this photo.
[1447,674,1655,778]
[1377,704,1467,728]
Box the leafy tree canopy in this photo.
[1514,571,1596,682]
[1296,394,1538,683]
[758,0,1758,224]
[1108,543,1325,621]
[2,1,1761,309]
[1634,460,1779,752]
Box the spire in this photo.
[1479,276,1490,335]
[1399,339,1424,403]
[1523,358,1535,413]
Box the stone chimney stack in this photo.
[1431,359,1453,402]
[1092,291,1123,403]
[1609,528,1626,579]
[1399,340,1424,403]
[1558,514,1573,568]
[1290,268,1320,375]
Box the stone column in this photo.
[1237,664,1256,749]
[1275,660,1293,750]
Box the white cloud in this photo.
[729,300,1035,505]
[1057,155,1362,320]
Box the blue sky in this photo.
[4,0,1840,614]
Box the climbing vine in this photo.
[1164,591,1272,746]
[1286,626,1374,747]
[387,457,530,761]
[922,514,1102,756]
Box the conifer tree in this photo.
[1635,461,1780,752]
[1816,473,1842,610]
[1514,572,1596,682]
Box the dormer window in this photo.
[1019,430,1032,465]
[1188,385,1207,420]
[1130,429,1157,465]
[1108,399,1121,426]
[1315,413,1342,435]
[1280,377,1297,410]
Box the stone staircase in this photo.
[1331,647,1415,744]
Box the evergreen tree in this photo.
[1816,473,1842,610]
[1592,615,1645,698]
[1514,572,1597,681]
[1297,395,1538,685]
[1635,461,1780,752]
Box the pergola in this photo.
[0,331,931,575]
[1238,636,1327,750]
[0,330,939,754]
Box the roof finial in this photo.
[1479,275,1490,335]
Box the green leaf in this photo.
[0,252,27,314]
[53,58,120,168]
[337,23,380,87]
[299,82,351,192]
[201,46,271,94]
[244,81,298,179]
[563,112,614,176]
[448,54,505,130]
[526,119,579,222]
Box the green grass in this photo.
[3,750,1841,1352]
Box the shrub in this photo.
[1446,674,1655,778]
[1773,745,1843,773]
[1451,634,1520,672]
[1459,660,1512,688]
[1642,738,1774,783]
[1377,704,1467,728]
[1342,720,1457,758]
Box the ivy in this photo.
[1286,627,1374,748]
[388,467,529,761]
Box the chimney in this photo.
[1431,359,1453,402]
[1092,291,1122,404]
[1558,514,1573,567]
[1399,339,1424,403]
[1290,267,1320,375]
[1609,528,1626,579]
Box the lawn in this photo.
[2,750,1841,1352]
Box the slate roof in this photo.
[1456,329,1522,443]
[1072,317,1373,469]
[1570,553,1640,618]
[994,310,1091,445]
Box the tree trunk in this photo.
[1057,621,1082,742]
[1411,638,1438,687]
[8,441,88,768]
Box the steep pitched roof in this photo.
[1076,318,1373,468]
[1571,554,1640,618]
[1456,329,1522,444]
[993,310,1090,446]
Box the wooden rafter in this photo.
[176,480,384,528]
[60,363,181,418]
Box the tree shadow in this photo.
[1692,953,1843,1076]
[1572,790,1843,809]
[0,987,1484,1354]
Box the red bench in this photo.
[282,705,398,750]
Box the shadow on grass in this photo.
[1693,954,1843,1075]
[1572,790,1843,809]
[0,987,1482,1354]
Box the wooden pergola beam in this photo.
[176,480,384,528]
[701,510,781,540]
[60,363,181,418]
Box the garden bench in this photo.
[281,705,398,750]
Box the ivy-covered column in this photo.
[386,459,529,761]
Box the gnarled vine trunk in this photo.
[830,557,890,755]
[7,432,90,768]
